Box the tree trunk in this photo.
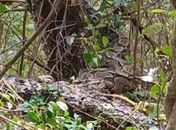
[165,1,176,129]
[27,0,86,80]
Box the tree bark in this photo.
[26,0,86,80]
[0,0,63,79]
[165,1,176,129]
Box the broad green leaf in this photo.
[150,9,165,13]
[149,84,161,98]
[96,54,102,61]
[0,4,7,12]
[27,111,41,123]
[64,111,69,117]
[160,45,172,57]
[92,57,99,66]
[49,101,59,112]
[83,52,93,62]
[102,36,109,48]
[46,118,57,127]
[168,10,176,17]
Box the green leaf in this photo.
[160,45,172,57]
[102,36,109,48]
[49,101,59,112]
[0,4,7,12]
[86,123,94,130]
[100,1,108,11]
[150,9,165,13]
[92,57,99,67]
[83,52,93,63]
[46,118,57,127]
[96,54,102,61]
[115,20,125,28]
[168,10,176,17]
[125,126,138,130]
[142,23,163,37]
[83,17,92,27]
[27,111,41,123]
[64,111,70,117]
[93,44,101,51]
[159,70,168,87]
[56,101,68,111]
[149,84,161,98]
[6,123,11,130]
[124,53,132,63]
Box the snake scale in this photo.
[77,29,136,94]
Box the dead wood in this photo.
[0,76,158,130]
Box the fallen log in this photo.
[0,76,159,130]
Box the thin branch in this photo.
[133,0,140,77]
[19,9,27,76]
[0,0,63,79]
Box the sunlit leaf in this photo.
[157,114,166,122]
[56,101,68,111]
[27,111,41,123]
[168,10,176,17]
[149,84,161,98]
[125,126,138,130]
[154,48,160,55]
[46,118,57,127]
[102,36,109,48]
[96,54,102,61]
[92,57,99,66]
[150,9,165,13]
[49,101,59,112]
[160,45,172,57]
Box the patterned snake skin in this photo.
[77,29,136,94]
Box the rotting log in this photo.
[0,76,158,130]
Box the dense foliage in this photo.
[0,0,176,129]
